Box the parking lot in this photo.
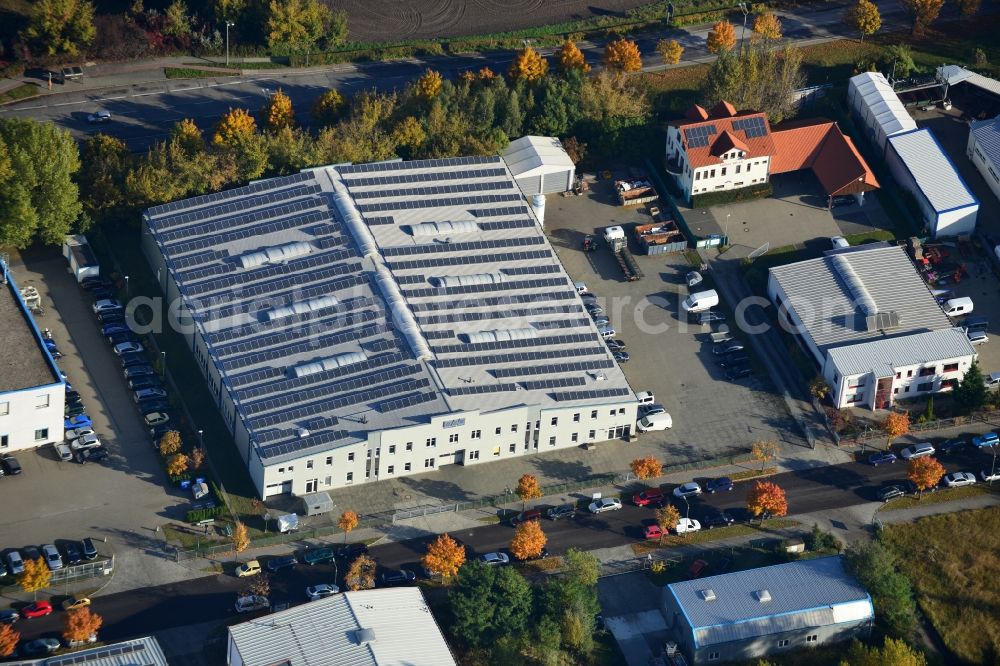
[545,178,806,464]
[0,251,192,589]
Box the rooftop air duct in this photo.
[411,220,478,236]
[290,351,368,378]
[832,254,878,316]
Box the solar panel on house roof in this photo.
[551,388,632,401]
[379,391,439,412]
[387,249,552,270]
[434,346,610,368]
[491,360,614,377]
[733,116,767,138]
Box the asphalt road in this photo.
[6,444,995,653]
[0,0,916,152]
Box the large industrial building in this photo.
[664,101,878,205]
[768,244,977,410]
[847,72,979,237]
[0,260,65,454]
[967,113,1000,203]
[142,154,638,499]
[662,557,873,664]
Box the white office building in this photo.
[0,261,65,454]
[142,155,638,499]
[968,114,1000,203]
[768,244,976,410]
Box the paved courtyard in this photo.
[598,571,671,666]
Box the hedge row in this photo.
[690,182,774,208]
[186,505,226,524]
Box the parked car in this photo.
[234,595,270,613]
[644,524,664,540]
[697,311,726,325]
[62,542,83,565]
[41,545,63,571]
[712,341,744,356]
[20,638,60,657]
[87,110,112,123]
[21,601,53,619]
[101,323,130,337]
[674,518,702,534]
[337,543,369,560]
[124,365,156,380]
[0,455,22,475]
[632,489,666,507]
[704,477,734,493]
[129,376,162,391]
[113,341,143,356]
[144,412,171,427]
[301,547,335,566]
[0,609,17,625]
[588,498,623,514]
[81,276,112,290]
[672,482,702,498]
[701,508,735,529]
[120,352,148,369]
[235,560,261,577]
[61,596,90,611]
[480,552,510,567]
[592,316,611,327]
[64,403,86,417]
[139,399,170,415]
[547,504,577,520]
[55,439,76,460]
[107,331,137,346]
[380,569,417,586]
[938,438,967,455]
[69,433,101,451]
[725,364,753,381]
[75,447,109,464]
[612,351,630,364]
[6,551,24,575]
[64,414,92,430]
[81,538,98,561]
[305,584,340,600]
[941,471,976,488]
[510,509,542,526]
[980,469,1000,482]
[717,352,749,368]
[867,451,898,466]
[899,443,935,460]
[265,555,296,573]
[586,305,604,317]
[22,546,41,563]
[133,387,167,403]
[686,271,703,287]
[967,329,989,345]
[97,311,125,325]
[876,484,907,502]
[92,299,123,314]
[640,404,667,418]
[606,339,626,350]
[688,559,710,578]
[972,432,999,449]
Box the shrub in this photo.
[186,505,226,524]
[690,183,773,208]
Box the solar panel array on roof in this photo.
[351,180,514,199]
[336,155,499,173]
[383,236,545,256]
[435,346,609,367]
[552,388,631,401]
[449,383,520,395]
[344,167,506,187]
[732,116,768,138]
[387,249,552,270]
[492,360,614,377]
[357,193,523,213]
[685,124,719,148]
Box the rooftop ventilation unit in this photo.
[297,428,310,439]
[466,328,538,345]
[700,589,717,601]
[755,589,772,603]
[412,220,478,237]
[265,294,340,322]
[435,272,507,288]
[831,254,877,316]
[353,628,376,645]
[290,351,367,378]
[237,241,312,269]
[866,311,901,332]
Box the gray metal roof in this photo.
[827,327,975,377]
[8,637,170,666]
[227,587,456,666]
[667,556,873,648]
[970,114,1000,167]
[887,129,978,213]
[0,266,61,393]
[144,156,632,464]
[769,245,952,353]
[847,72,916,139]
[501,135,575,179]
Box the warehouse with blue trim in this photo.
[661,557,873,664]
[141,155,638,499]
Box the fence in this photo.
[600,552,682,578]
[50,555,114,584]
[851,409,1000,444]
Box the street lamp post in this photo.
[738,2,750,54]
[990,444,998,485]
[124,275,129,300]
[682,496,690,520]
[198,429,204,449]
[160,350,166,375]
[225,21,234,68]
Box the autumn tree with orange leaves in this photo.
[166,453,189,476]
[631,455,662,480]
[753,12,783,41]
[907,457,945,497]
[338,510,359,543]
[656,38,684,65]
[0,624,18,658]
[345,554,377,591]
[902,0,943,35]
[262,89,294,131]
[707,20,737,53]
[515,473,543,509]
[63,607,102,643]
[508,46,548,81]
[655,504,681,542]
[603,38,642,72]
[509,520,547,560]
[557,39,590,73]
[415,68,443,99]
[422,533,466,579]
[746,481,788,521]
[212,107,257,146]
[883,411,910,446]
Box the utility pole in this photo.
[738,2,750,54]
[226,21,235,67]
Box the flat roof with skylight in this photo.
[143,156,632,466]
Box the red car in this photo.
[510,509,542,526]
[644,524,664,540]
[21,601,53,619]
[632,489,665,507]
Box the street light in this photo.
[738,2,750,54]
[198,429,204,449]
[225,21,235,68]
[124,275,129,300]
[160,350,166,375]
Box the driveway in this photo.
[598,571,672,666]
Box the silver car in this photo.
[588,498,622,514]
[899,443,935,460]
[41,544,63,571]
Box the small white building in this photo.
[501,135,575,195]
[227,587,456,666]
[847,72,917,154]
[885,129,979,237]
[967,114,1000,203]
[767,244,977,410]
[0,261,65,453]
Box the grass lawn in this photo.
[186,60,288,69]
[0,83,39,104]
[844,229,896,245]
[638,63,710,118]
[881,507,1000,664]
[631,517,800,554]
[164,67,236,79]
[879,483,997,512]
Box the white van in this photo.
[636,391,655,405]
[637,412,673,432]
[574,281,590,295]
[681,289,719,314]
[598,326,616,339]
[943,297,973,318]
[830,236,850,249]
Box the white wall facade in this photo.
[967,131,1000,204]
[824,352,974,410]
[665,126,770,201]
[0,383,65,453]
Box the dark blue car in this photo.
[266,555,296,573]
[705,477,734,493]
[868,451,898,466]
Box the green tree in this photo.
[163,0,192,38]
[23,0,95,55]
[700,42,804,123]
[0,119,82,248]
[449,560,533,647]
[562,548,600,588]
[312,89,346,126]
[953,360,987,414]
[78,134,129,217]
[212,0,245,22]
[843,540,916,637]
[881,45,916,79]
[902,0,943,35]
[845,0,882,42]
[265,126,317,174]
[267,0,339,54]
[841,637,927,666]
